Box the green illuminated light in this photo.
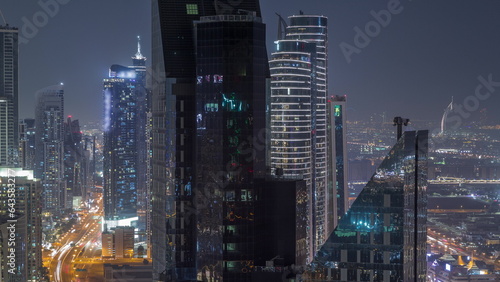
[334,105,341,117]
[186,4,198,15]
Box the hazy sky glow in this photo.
[3,0,500,125]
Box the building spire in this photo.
[134,35,144,60]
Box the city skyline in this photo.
[1,0,500,125]
[0,1,500,281]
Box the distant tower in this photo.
[440,97,453,135]
[19,118,36,170]
[35,85,66,216]
[0,25,19,167]
[64,116,86,209]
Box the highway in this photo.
[47,192,103,282]
[428,225,500,268]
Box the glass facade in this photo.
[130,41,149,233]
[151,1,265,281]
[0,26,19,167]
[103,65,143,226]
[35,85,66,215]
[19,119,36,171]
[194,14,268,281]
[303,130,428,281]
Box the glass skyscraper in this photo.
[103,38,148,231]
[194,12,268,281]
[19,118,36,171]
[270,14,329,260]
[151,1,266,280]
[103,64,142,228]
[303,131,428,281]
[0,25,19,167]
[35,85,66,215]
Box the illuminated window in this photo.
[186,4,198,15]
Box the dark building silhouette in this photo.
[64,116,85,208]
[151,1,267,281]
[194,13,269,281]
[254,177,308,267]
[303,131,428,281]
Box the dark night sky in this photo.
[2,0,500,125]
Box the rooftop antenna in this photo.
[134,36,144,60]
[393,116,410,140]
[276,13,288,40]
[0,9,7,25]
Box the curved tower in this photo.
[440,97,453,135]
[286,15,329,255]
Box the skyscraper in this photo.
[35,85,66,215]
[64,116,88,209]
[269,39,317,261]
[151,1,266,280]
[0,25,19,167]
[303,131,428,281]
[287,15,329,254]
[103,37,148,231]
[151,1,201,278]
[0,168,42,282]
[103,65,140,229]
[130,37,149,234]
[269,14,329,260]
[19,118,36,171]
[194,11,268,281]
[327,95,348,232]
